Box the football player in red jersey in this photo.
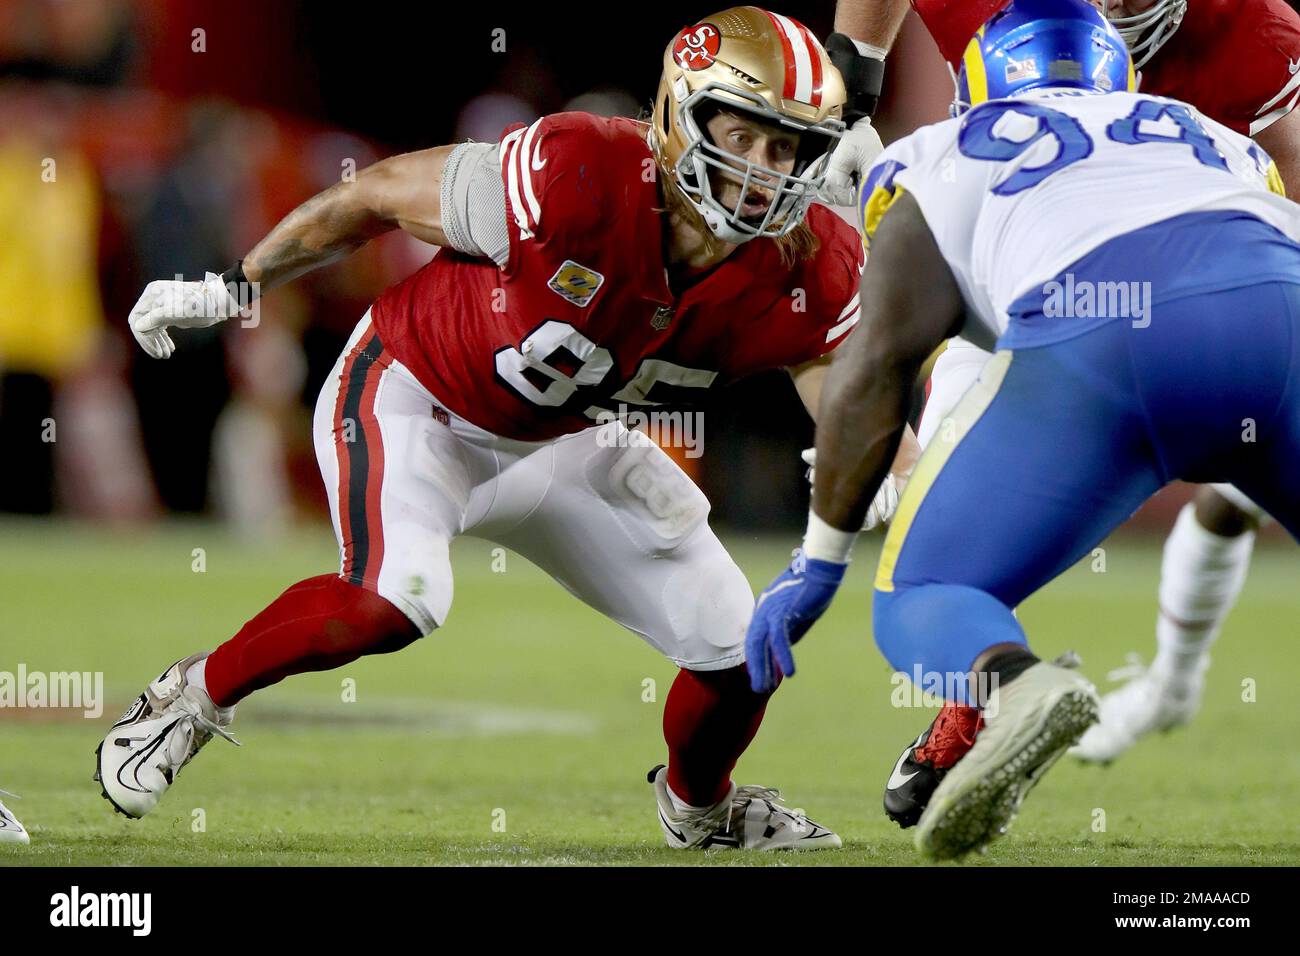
[826,0,1300,826]
[96,7,919,851]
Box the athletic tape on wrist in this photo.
[220,260,258,310]
[826,32,886,121]
[803,510,857,564]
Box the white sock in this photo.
[667,783,716,816]
[185,658,209,695]
[1153,504,1255,684]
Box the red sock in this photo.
[663,664,773,808]
[204,574,420,707]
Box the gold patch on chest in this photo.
[547,260,605,307]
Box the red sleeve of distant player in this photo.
[497,112,625,277]
[784,206,866,367]
[911,0,1010,68]
[1218,0,1300,136]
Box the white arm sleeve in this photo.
[440,141,510,267]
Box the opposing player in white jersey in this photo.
[824,0,1300,826]
[745,0,1300,858]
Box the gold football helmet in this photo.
[652,6,846,243]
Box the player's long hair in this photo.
[653,156,820,268]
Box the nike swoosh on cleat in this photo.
[886,747,919,790]
[657,808,688,844]
[114,718,183,797]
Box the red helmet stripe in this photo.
[794,18,824,107]
[763,9,800,102]
[765,10,823,106]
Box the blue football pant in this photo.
[873,282,1300,697]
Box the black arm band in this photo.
[826,33,887,123]
[220,260,257,309]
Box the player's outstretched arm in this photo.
[243,146,454,292]
[811,191,963,535]
[127,146,455,359]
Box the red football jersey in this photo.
[369,112,865,441]
[911,0,1300,134]
[911,0,1008,67]
[1140,0,1300,135]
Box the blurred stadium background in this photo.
[0,0,1255,532]
[1,0,1296,864]
[0,0,956,531]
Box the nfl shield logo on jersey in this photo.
[548,260,605,307]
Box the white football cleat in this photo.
[0,790,29,845]
[649,764,842,851]
[915,661,1099,860]
[95,653,238,819]
[1071,654,1207,764]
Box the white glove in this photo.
[802,447,904,531]
[819,116,886,208]
[128,272,243,360]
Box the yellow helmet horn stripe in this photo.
[962,26,989,107]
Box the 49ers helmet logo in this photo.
[672,23,721,71]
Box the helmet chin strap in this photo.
[946,61,969,117]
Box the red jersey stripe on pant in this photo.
[332,326,392,591]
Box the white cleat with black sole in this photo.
[1070,655,1206,764]
[649,764,842,851]
[0,790,29,845]
[914,661,1099,860]
[95,653,238,819]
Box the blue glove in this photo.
[745,549,847,693]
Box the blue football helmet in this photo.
[954,0,1135,115]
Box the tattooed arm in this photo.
[127,146,459,358]
[243,146,455,291]
[129,140,517,359]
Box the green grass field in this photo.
[0,518,1296,866]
